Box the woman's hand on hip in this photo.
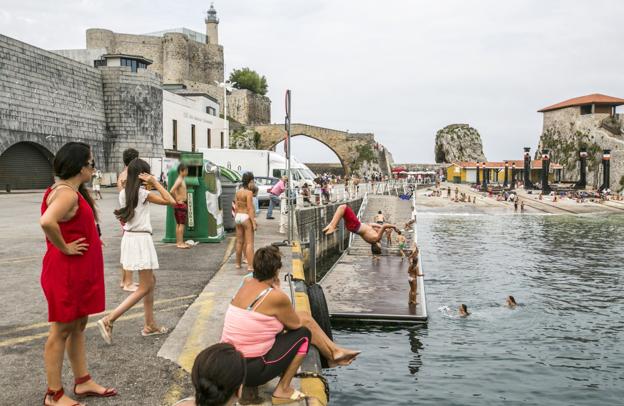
[62,237,89,255]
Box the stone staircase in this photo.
[349,195,414,256]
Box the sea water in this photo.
[326,213,624,405]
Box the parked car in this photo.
[254,176,279,206]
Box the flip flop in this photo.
[141,326,169,337]
[271,389,307,404]
[96,319,113,345]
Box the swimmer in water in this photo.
[459,304,470,317]
[506,295,517,308]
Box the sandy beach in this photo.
[415,182,624,215]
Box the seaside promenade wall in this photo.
[295,198,363,282]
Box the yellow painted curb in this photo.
[291,241,329,406]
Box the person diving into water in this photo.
[323,204,399,250]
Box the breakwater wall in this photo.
[295,198,363,283]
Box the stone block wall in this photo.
[228,89,271,125]
[87,29,165,78]
[538,107,624,190]
[99,67,164,173]
[0,34,107,166]
[87,29,224,87]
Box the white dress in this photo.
[119,188,159,271]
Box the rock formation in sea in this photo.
[434,124,487,163]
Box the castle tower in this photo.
[205,3,219,45]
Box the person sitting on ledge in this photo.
[221,246,360,404]
[323,204,398,246]
[174,343,245,406]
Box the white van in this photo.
[197,148,316,188]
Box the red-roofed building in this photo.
[538,93,624,115]
[536,93,623,190]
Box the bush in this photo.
[229,68,268,96]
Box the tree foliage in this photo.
[229,68,268,96]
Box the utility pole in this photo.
[214,73,235,148]
[285,90,293,244]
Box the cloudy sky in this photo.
[2,0,624,163]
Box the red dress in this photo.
[41,188,105,323]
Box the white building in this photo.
[163,90,228,154]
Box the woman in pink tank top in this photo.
[221,246,360,404]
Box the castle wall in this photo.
[228,89,271,125]
[539,107,624,189]
[87,29,165,77]
[86,29,224,86]
[0,33,107,167]
[100,67,164,173]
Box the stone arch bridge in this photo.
[252,123,392,176]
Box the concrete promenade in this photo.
[157,214,295,405]
[0,188,232,405]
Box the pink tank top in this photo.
[221,288,284,358]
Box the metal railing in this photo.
[410,190,428,319]
[295,198,363,283]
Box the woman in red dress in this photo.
[40,142,116,406]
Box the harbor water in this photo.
[326,213,624,405]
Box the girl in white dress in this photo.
[97,158,176,343]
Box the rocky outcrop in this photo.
[537,109,624,190]
[435,124,486,163]
[229,127,260,149]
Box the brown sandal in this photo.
[74,374,117,398]
[43,387,80,406]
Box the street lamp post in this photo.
[214,77,236,148]
[541,148,551,194]
[503,161,509,188]
[575,148,588,190]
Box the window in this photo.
[580,105,592,115]
[220,132,224,148]
[206,106,216,116]
[172,120,178,150]
[94,58,107,68]
[191,124,196,152]
[120,58,147,73]
[207,128,211,148]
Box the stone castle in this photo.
[59,5,270,126]
[0,33,165,189]
[0,5,271,189]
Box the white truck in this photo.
[197,148,317,188]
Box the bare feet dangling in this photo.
[330,348,361,367]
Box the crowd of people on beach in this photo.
[39,143,362,406]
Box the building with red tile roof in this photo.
[538,93,624,114]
